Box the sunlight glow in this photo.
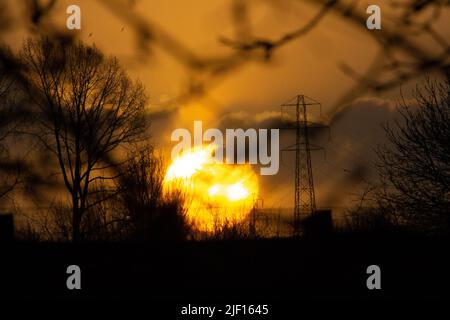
[164,146,258,232]
[226,182,250,201]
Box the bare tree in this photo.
[0,60,22,202]
[20,38,148,242]
[376,76,450,233]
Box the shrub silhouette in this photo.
[116,147,190,241]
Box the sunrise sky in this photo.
[2,0,449,214]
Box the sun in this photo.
[164,146,259,232]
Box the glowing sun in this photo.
[164,146,259,232]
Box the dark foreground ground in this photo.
[1,233,449,303]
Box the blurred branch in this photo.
[2,0,447,114]
[220,0,338,59]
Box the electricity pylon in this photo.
[281,95,328,235]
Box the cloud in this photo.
[150,95,404,212]
[254,96,401,210]
[217,110,284,130]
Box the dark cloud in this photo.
[217,110,283,130]
[240,96,401,211]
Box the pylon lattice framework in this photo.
[281,95,328,235]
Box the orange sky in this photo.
[2,0,449,211]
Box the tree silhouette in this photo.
[20,38,148,241]
[377,75,450,233]
[0,61,22,202]
[115,147,190,241]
